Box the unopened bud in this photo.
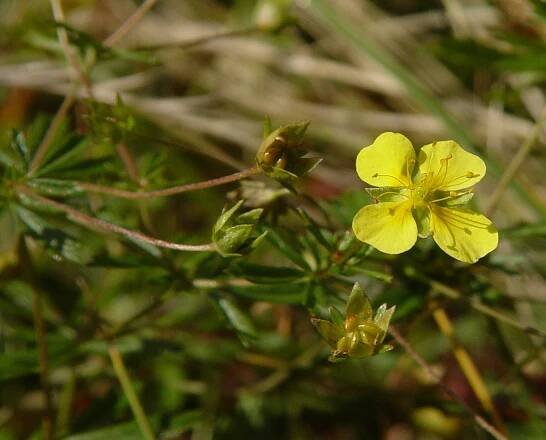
[212,200,267,257]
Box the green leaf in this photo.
[10,130,30,169]
[215,296,258,347]
[35,135,89,176]
[225,282,307,304]
[503,222,546,239]
[229,262,306,284]
[64,421,141,440]
[16,206,95,264]
[0,336,74,381]
[265,228,311,270]
[27,178,83,197]
[345,265,393,283]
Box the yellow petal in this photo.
[352,201,417,254]
[356,132,415,187]
[430,206,498,263]
[417,141,486,191]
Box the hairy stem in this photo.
[76,166,260,199]
[18,187,216,252]
[108,344,155,440]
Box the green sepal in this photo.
[216,224,253,255]
[346,283,372,323]
[443,192,474,206]
[310,318,343,348]
[212,200,264,257]
[414,206,431,238]
[329,306,345,327]
[256,121,320,183]
[213,200,245,236]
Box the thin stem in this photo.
[76,166,260,199]
[103,0,159,48]
[108,344,155,440]
[56,368,75,437]
[32,288,54,440]
[485,116,546,216]
[388,326,508,440]
[50,0,94,98]
[430,305,507,435]
[32,0,93,176]
[133,27,259,51]
[116,142,141,184]
[17,187,216,252]
[429,279,546,338]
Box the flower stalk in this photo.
[75,167,260,199]
[17,187,216,252]
[431,303,506,435]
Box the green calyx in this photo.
[311,283,395,362]
[256,120,321,184]
[212,200,267,257]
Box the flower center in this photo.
[368,154,480,208]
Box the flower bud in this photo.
[253,0,291,32]
[256,121,321,184]
[212,200,267,257]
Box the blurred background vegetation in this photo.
[0,0,545,439]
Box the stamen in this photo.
[433,154,452,188]
[375,191,409,201]
[371,173,407,187]
[428,189,473,204]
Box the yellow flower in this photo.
[352,132,498,263]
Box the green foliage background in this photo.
[0,0,545,439]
